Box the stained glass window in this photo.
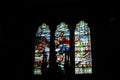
[74,21,92,74]
[34,23,50,75]
[55,22,70,73]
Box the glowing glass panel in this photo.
[75,21,92,74]
[55,22,70,73]
[34,23,50,75]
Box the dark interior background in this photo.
[0,0,119,80]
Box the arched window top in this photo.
[57,22,68,28]
[36,23,50,42]
[36,23,50,37]
[55,22,69,38]
[38,23,49,30]
[56,22,69,31]
[76,20,88,28]
[75,21,90,36]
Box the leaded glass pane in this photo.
[75,21,92,74]
[55,22,70,73]
[34,23,50,75]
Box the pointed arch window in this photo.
[34,23,50,75]
[55,22,70,73]
[74,21,92,74]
